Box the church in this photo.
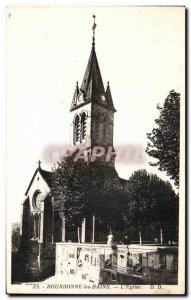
[19,16,123,281]
[15,15,179,286]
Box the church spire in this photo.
[79,15,105,102]
[80,44,105,101]
[70,16,116,113]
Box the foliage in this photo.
[12,223,20,253]
[146,90,180,187]
[51,152,124,229]
[51,151,178,240]
[125,169,178,238]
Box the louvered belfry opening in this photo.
[81,112,87,140]
[73,115,80,144]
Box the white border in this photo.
[1,0,189,298]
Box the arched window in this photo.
[81,112,87,140]
[34,214,41,239]
[29,213,34,239]
[30,213,41,240]
[73,115,80,144]
[32,190,43,210]
[30,191,42,240]
[95,112,102,143]
[103,115,108,142]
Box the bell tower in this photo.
[70,16,116,156]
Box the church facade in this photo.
[20,166,61,280]
[18,17,123,281]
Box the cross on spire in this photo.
[38,160,41,169]
[70,14,116,113]
[92,15,97,46]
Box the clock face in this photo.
[35,192,43,209]
[101,95,106,101]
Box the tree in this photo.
[146,90,180,187]
[52,156,90,228]
[94,177,128,231]
[51,151,125,236]
[12,223,20,253]
[125,169,178,241]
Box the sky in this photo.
[6,6,185,222]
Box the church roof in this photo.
[105,82,116,111]
[40,169,53,187]
[25,167,52,196]
[80,46,105,101]
[70,24,116,112]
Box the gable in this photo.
[25,168,52,196]
[25,168,52,198]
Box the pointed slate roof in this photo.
[70,81,79,110]
[105,82,116,112]
[39,168,53,187]
[80,45,105,101]
[70,44,116,112]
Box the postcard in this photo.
[6,6,185,295]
